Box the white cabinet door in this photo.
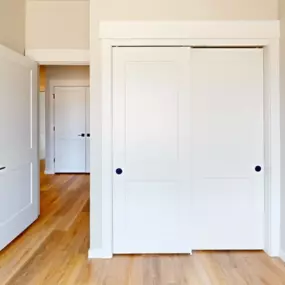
[113,47,192,253]
[190,48,264,249]
[0,45,39,250]
[85,87,90,173]
[54,87,86,173]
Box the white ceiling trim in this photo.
[25,49,90,65]
[99,21,280,39]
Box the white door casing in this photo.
[0,45,39,251]
[189,48,264,249]
[86,87,90,173]
[113,47,192,253]
[54,86,87,173]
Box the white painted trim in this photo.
[99,21,280,39]
[89,21,280,258]
[263,41,281,257]
[100,41,113,258]
[88,248,113,259]
[46,80,90,174]
[280,249,285,263]
[25,49,90,65]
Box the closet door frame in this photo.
[46,79,90,175]
[89,21,280,259]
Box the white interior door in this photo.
[85,87,90,173]
[54,86,86,173]
[113,47,192,254]
[190,48,264,249]
[0,45,39,251]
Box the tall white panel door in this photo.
[54,86,87,173]
[113,47,192,253]
[85,87,90,173]
[190,48,264,249]
[0,45,39,250]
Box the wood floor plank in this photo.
[1,168,285,284]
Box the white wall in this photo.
[0,0,26,53]
[26,1,89,49]
[45,66,90,173]
[280,0,285,260]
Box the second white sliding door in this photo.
[189,48,264,250]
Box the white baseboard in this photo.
[280,249,285,262]
[88,248,113,259]
[44,169,55,175]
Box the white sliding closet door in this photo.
[54,86,87,173]
[112,47,264,253]
[113,47,192,254]
[190,48,264,250]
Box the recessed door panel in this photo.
[113,47,192,253]
[190,48,264,249]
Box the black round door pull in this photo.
[116,168,123,175]
[255,166,262,172]
[78,133,85,137]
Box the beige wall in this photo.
[0,0,26,54]
[95,0,278,20]
[26,1,89,49]
[26,0,278,50]
[280,0,285,256]
[40,66,46,92]
[46,65,90,82]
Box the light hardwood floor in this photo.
[0,163,285,284]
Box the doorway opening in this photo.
[38,65,91,242]
[39,65,90,175]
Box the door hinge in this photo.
[53,158,55,163]
[53,126,55,131]
[53,94,55,99]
